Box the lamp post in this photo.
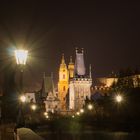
[15,50,28,92]
[15,49,28,127]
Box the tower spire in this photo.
[76,48,78,53]
[58,53,69,110]
[51,72,55,94]
[61,53,65,64]
[70,56,73,63]
[68,56,74,78]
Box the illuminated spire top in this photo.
[60,53,67,69]
[69,56,73,64]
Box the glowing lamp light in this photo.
[46,115,49,119]
[31,104,37,111]
[76,112,80,116]
[72,115,75,118]
[15,49,28,65]
[80,109,84,113]
[44,112,48,116]
[115,95,123,103]
[88,104,93,110]
[20,95,26,103]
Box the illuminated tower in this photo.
[58,54,69,110]
[69,48,92,111]
[68,56,74,79]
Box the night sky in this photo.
[0,1,140,90]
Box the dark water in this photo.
[39,131,140,140]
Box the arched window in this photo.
[63,74,65,79]
[63,86,65,91]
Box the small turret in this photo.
[68,56,74,78]
[59,54,68,81]
[76,47,78,53]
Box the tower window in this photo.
[63,86,66,91]
[63,74,65,79]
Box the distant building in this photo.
[44,91,60,113]
[96,77,118,90]
[25,93,36,103]
[41,74,60,113]
[58,54,69,110]
[58,48,92,111]
[96,74,140,90]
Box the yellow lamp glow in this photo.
[80,109,84,113]
[115,95,123,103]
[88,104,93,110]
[31,104,37,111]
[76,112,80,116]
[44,112,48,116]
[20,95,26,103]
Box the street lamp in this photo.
[72,115,75,118]
[44,112,48,116]
[15,50,28,65]
[31,104,37,111]
[87,104,93,110]
[45,115,49,119]
[115,95,123,103]
[19,95,26,103]
[15,49,28,127]
[15,49,28,92]
[80,109,84,113]
[76,112,80,116]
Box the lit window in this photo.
[63,74,65,79]
[63,86,65,91]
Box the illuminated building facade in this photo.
[58,54,69,110]
[58,49,92,111]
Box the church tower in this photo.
[68,56,74,79]
[69,48,92,111]
[58,54,69,110]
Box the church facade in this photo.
[58,49,92,111]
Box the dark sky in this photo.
[0,1,140,90]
